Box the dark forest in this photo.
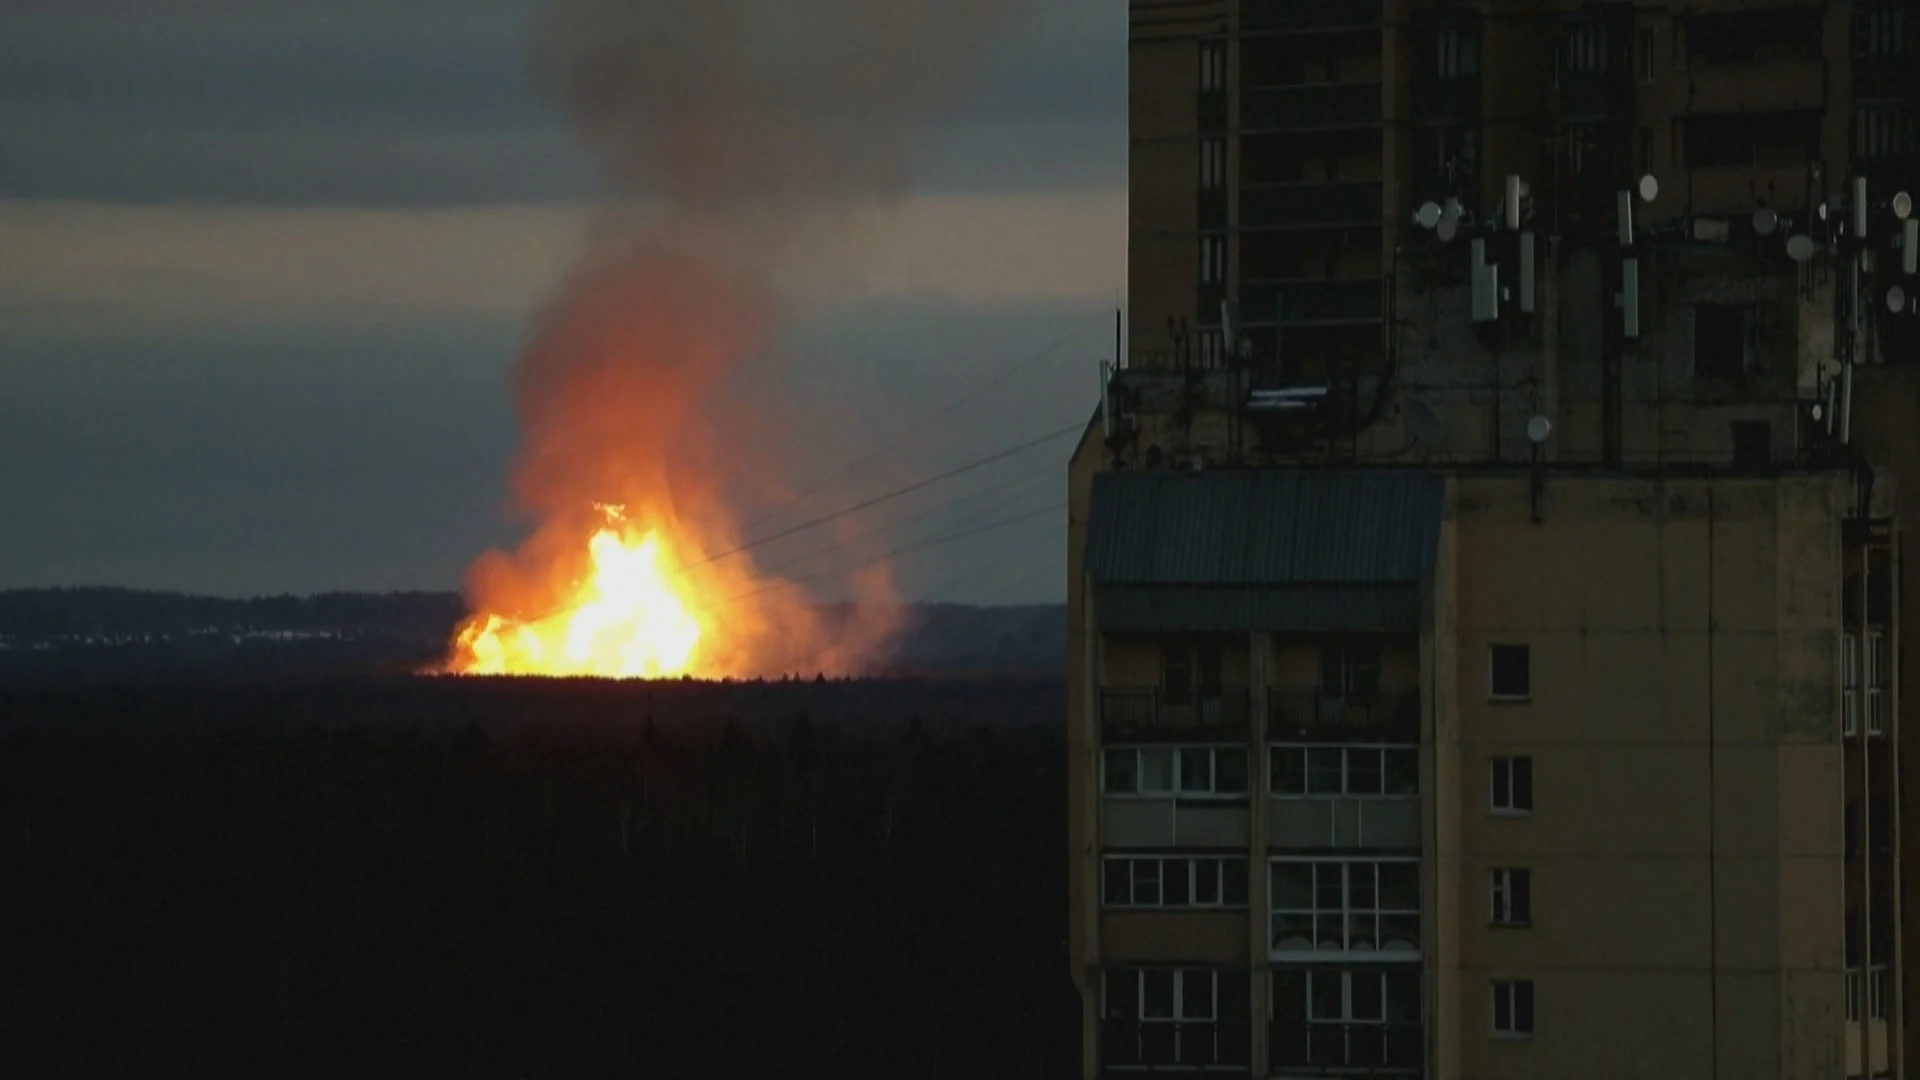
[2,676,1074,1078]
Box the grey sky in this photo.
[0,0,1124,602]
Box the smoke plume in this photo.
[451,0,1028,676]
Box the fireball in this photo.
[447,505,708,679]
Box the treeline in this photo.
[1,682,1076,1077]
[0,589,1067,679]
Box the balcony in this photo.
[1102,688,1253,740]
[1269,1021,1423,1074]
[1101,1019,1253,1072]
[1559,70,1630,121]
[1242,84,1381,132]
[1269,690,1418,742]
[1240,182,1382,229]
[1241,0,1382,34]
[1239,280,1382,326]
[1410,78,1479,127]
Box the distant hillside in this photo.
[0,588,1065,682]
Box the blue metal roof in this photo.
[1084,469,1445,586]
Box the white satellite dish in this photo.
[1526,415,1554,444]
[1786,234,1819,262]
[1811,401,1826,423]
[1890,285,1908,313]
[1637,174,1659,203]
[1896,192,1914,221]
[1753,207,1779,236]
[1415,202,1442,230]
[1436,216,1459,242]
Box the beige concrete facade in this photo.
[1082,0,1915,1076]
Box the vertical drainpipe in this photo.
[1541,235,1561,464]
[1249,630,1273,1076]
[1859,474,1875,1080]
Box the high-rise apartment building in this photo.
[1069,2,1919,1078]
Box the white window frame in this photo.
[1487,643,1531,701]
[1199,41,1226,93]
[1489,867,1531,926]
[1847,967,1863,1022]
[1103,968,1233,1071]
[1566,21,1609,74]
[1103,745,1249,800]
[1270,968,1422,1071]
[1200,138,1227,190]
[1200,234,1227,284]
[1104,855,1250,909]
[1489,755,1533,815]
[1270,744,1420,798]
[1859,4,1908,59]
[1491,979,1535,1037]
[1269,857,1422,961]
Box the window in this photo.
[1199,138,1226,189]
[1638,26,1656,83]
[1104,747,1249,798]
[1104,856,1250,908]
[1488,644,1530,700]
[1565,20,1610,74]
[1103,968,1250,1069]
[1867,632,1888,736]
[1270,859,1422,957]
[1856,103,1918,162]
[1490,756,1534,814]
[1846,968,1863,1022]
[1196,327,1226,369]
[1857,3,1910,59]
[1694,303,1749,379]
[1638,126,1654,177]
[1492,979,1534,1036]
[1730,421,1771,469]
[1271,968,1423,1071]
[1490,868,1532,926]
[1200,235,1227,285]
[1686,10,1822,67]
[1199,41,1226,93]
[1844,965,1893,1022]
[1320,644,1382,703]
[1271,745,1419,797]
[1436,26,1479,79]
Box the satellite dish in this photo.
[1436,216,1459,242]
[1526,415,1554,444]
[1786,234,1819,262]
[1637,175,1659,203]
[1896,192,1914,221]
[1753,207,1779,236]
[1415,202,1442,230]
[1891,285,1908,313]
[1818,201,1831,222]
[1811,401,1826,423]
[1404,396,1441,442]
[1444,197,1464,221]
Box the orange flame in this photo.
[449,506,707,678]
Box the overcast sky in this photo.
[0,0,1125,603]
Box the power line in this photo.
[747,466,1061,584]
[738,316,1100,533]
[688,419,1085,571]
[713,498,1066,611]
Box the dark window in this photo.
[1436,26,1479,79]
[1694,304,1749,378]
[1492,980,1535,1036]
[1199,41,1226,93]
[1565,20,1610,73]
[1491,868,1532,925]
[1164,649,1194,703]
[1488,644,1530,699]
[1855,103,1918,161]
[1638,26,1656,82]
[1856,3,1911,58]
[1638,127,1654,176]
[1491,756,1534,813]
[1731,421,1771,468]
[1321,643,1383,703]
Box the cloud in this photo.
[0,194,1125,341]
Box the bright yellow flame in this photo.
[449,514,706,679]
